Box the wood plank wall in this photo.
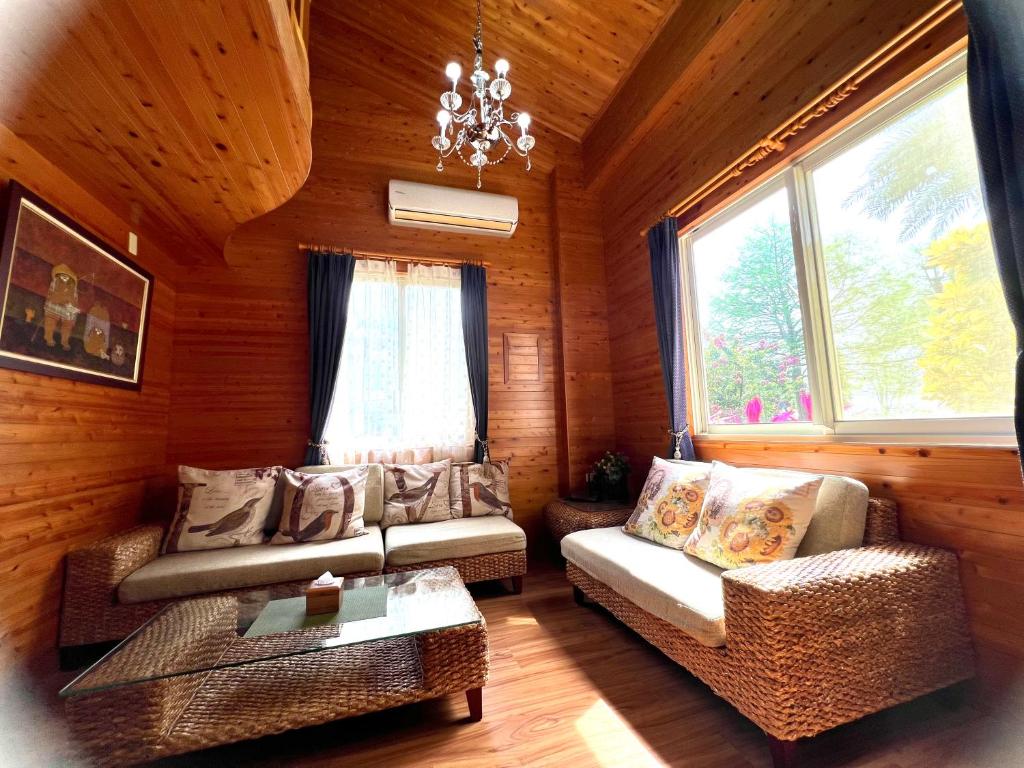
[551,159,616,493]
[592,0,1024,689]
[0,124,178,666]
[165,3,616,546]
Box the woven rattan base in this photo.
[385,550,526,585]
[567,552,974,741]
[66,600,488,766]
[544,500,633,542]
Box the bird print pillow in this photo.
[622,457,710,549]
[163,465,282,553]
[683,461,823,569]
[450,461,513,519]
[271,467,369,545]
[381,459,452,529]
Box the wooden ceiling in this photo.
[315,0,681,142]
[0,0,313,263]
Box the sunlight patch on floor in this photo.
[575,698,663,768]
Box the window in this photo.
[691,185,812,426]
[681,55,1015,442]
[325,260,475,462]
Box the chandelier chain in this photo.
[475,0,483,55]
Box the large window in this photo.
[325,260,475,462]
[681,56,1015,442]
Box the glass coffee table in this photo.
[61,567,488,766]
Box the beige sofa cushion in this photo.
[562,526,726,647]
[297,464,385,524]
[796,474,869,556]
[384,516,526,567]
[119,526,385,604]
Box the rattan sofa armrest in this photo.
[716,543,973,740]
[721,542,971,665]
[69,525,164,585]
[62,526,164,628]
[723,542,957,597]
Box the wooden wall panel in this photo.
[0,124,178,665]
[591,0,1024,681]
[551,161,616,493]
[165,3,616,547]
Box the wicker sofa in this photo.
[562,474,975,768]
[60,464,527,663]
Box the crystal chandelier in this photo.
[431,0,535,189]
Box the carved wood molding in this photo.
[667,0,965,224]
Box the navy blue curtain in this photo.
[964,0,1024,473]
[461,264,489,463]
[304,250,356,465]
[648,218,695,461]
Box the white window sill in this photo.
[693,432,1018,450]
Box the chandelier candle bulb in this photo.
[430,0,536,189]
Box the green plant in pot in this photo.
[587,451,631,502]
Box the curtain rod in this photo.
[297,242,490,268]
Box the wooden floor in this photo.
[3,559,1022,768]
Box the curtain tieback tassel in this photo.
[667,428,688,460]
[475,434,490,462]
[307,439,331,465]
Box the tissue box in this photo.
[305,576,344,616]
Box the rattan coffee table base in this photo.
[66,596,489,766]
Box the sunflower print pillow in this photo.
[622,457,711,549]
[683,461,823,569]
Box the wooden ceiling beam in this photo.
[580,0,747,190]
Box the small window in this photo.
[681,56,1015,443]
[325,260,475,462]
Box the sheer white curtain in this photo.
[325,260,475,464]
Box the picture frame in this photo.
[0,182,153,390]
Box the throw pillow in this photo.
[164,465,281,553]
[622,457,711,549]
[683,461,823,569]
[450,460,513,519]
[270,467,369,544]
[381,459,453,529]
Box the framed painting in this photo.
[0,182,153,389]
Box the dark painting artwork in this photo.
[0,183,152,389]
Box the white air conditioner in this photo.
[388,180,518,237]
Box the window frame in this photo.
[679,53,1016,446]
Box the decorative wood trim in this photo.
[503,332,542,384]
[666,0,965,225]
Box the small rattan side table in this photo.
[544,499,633,542]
